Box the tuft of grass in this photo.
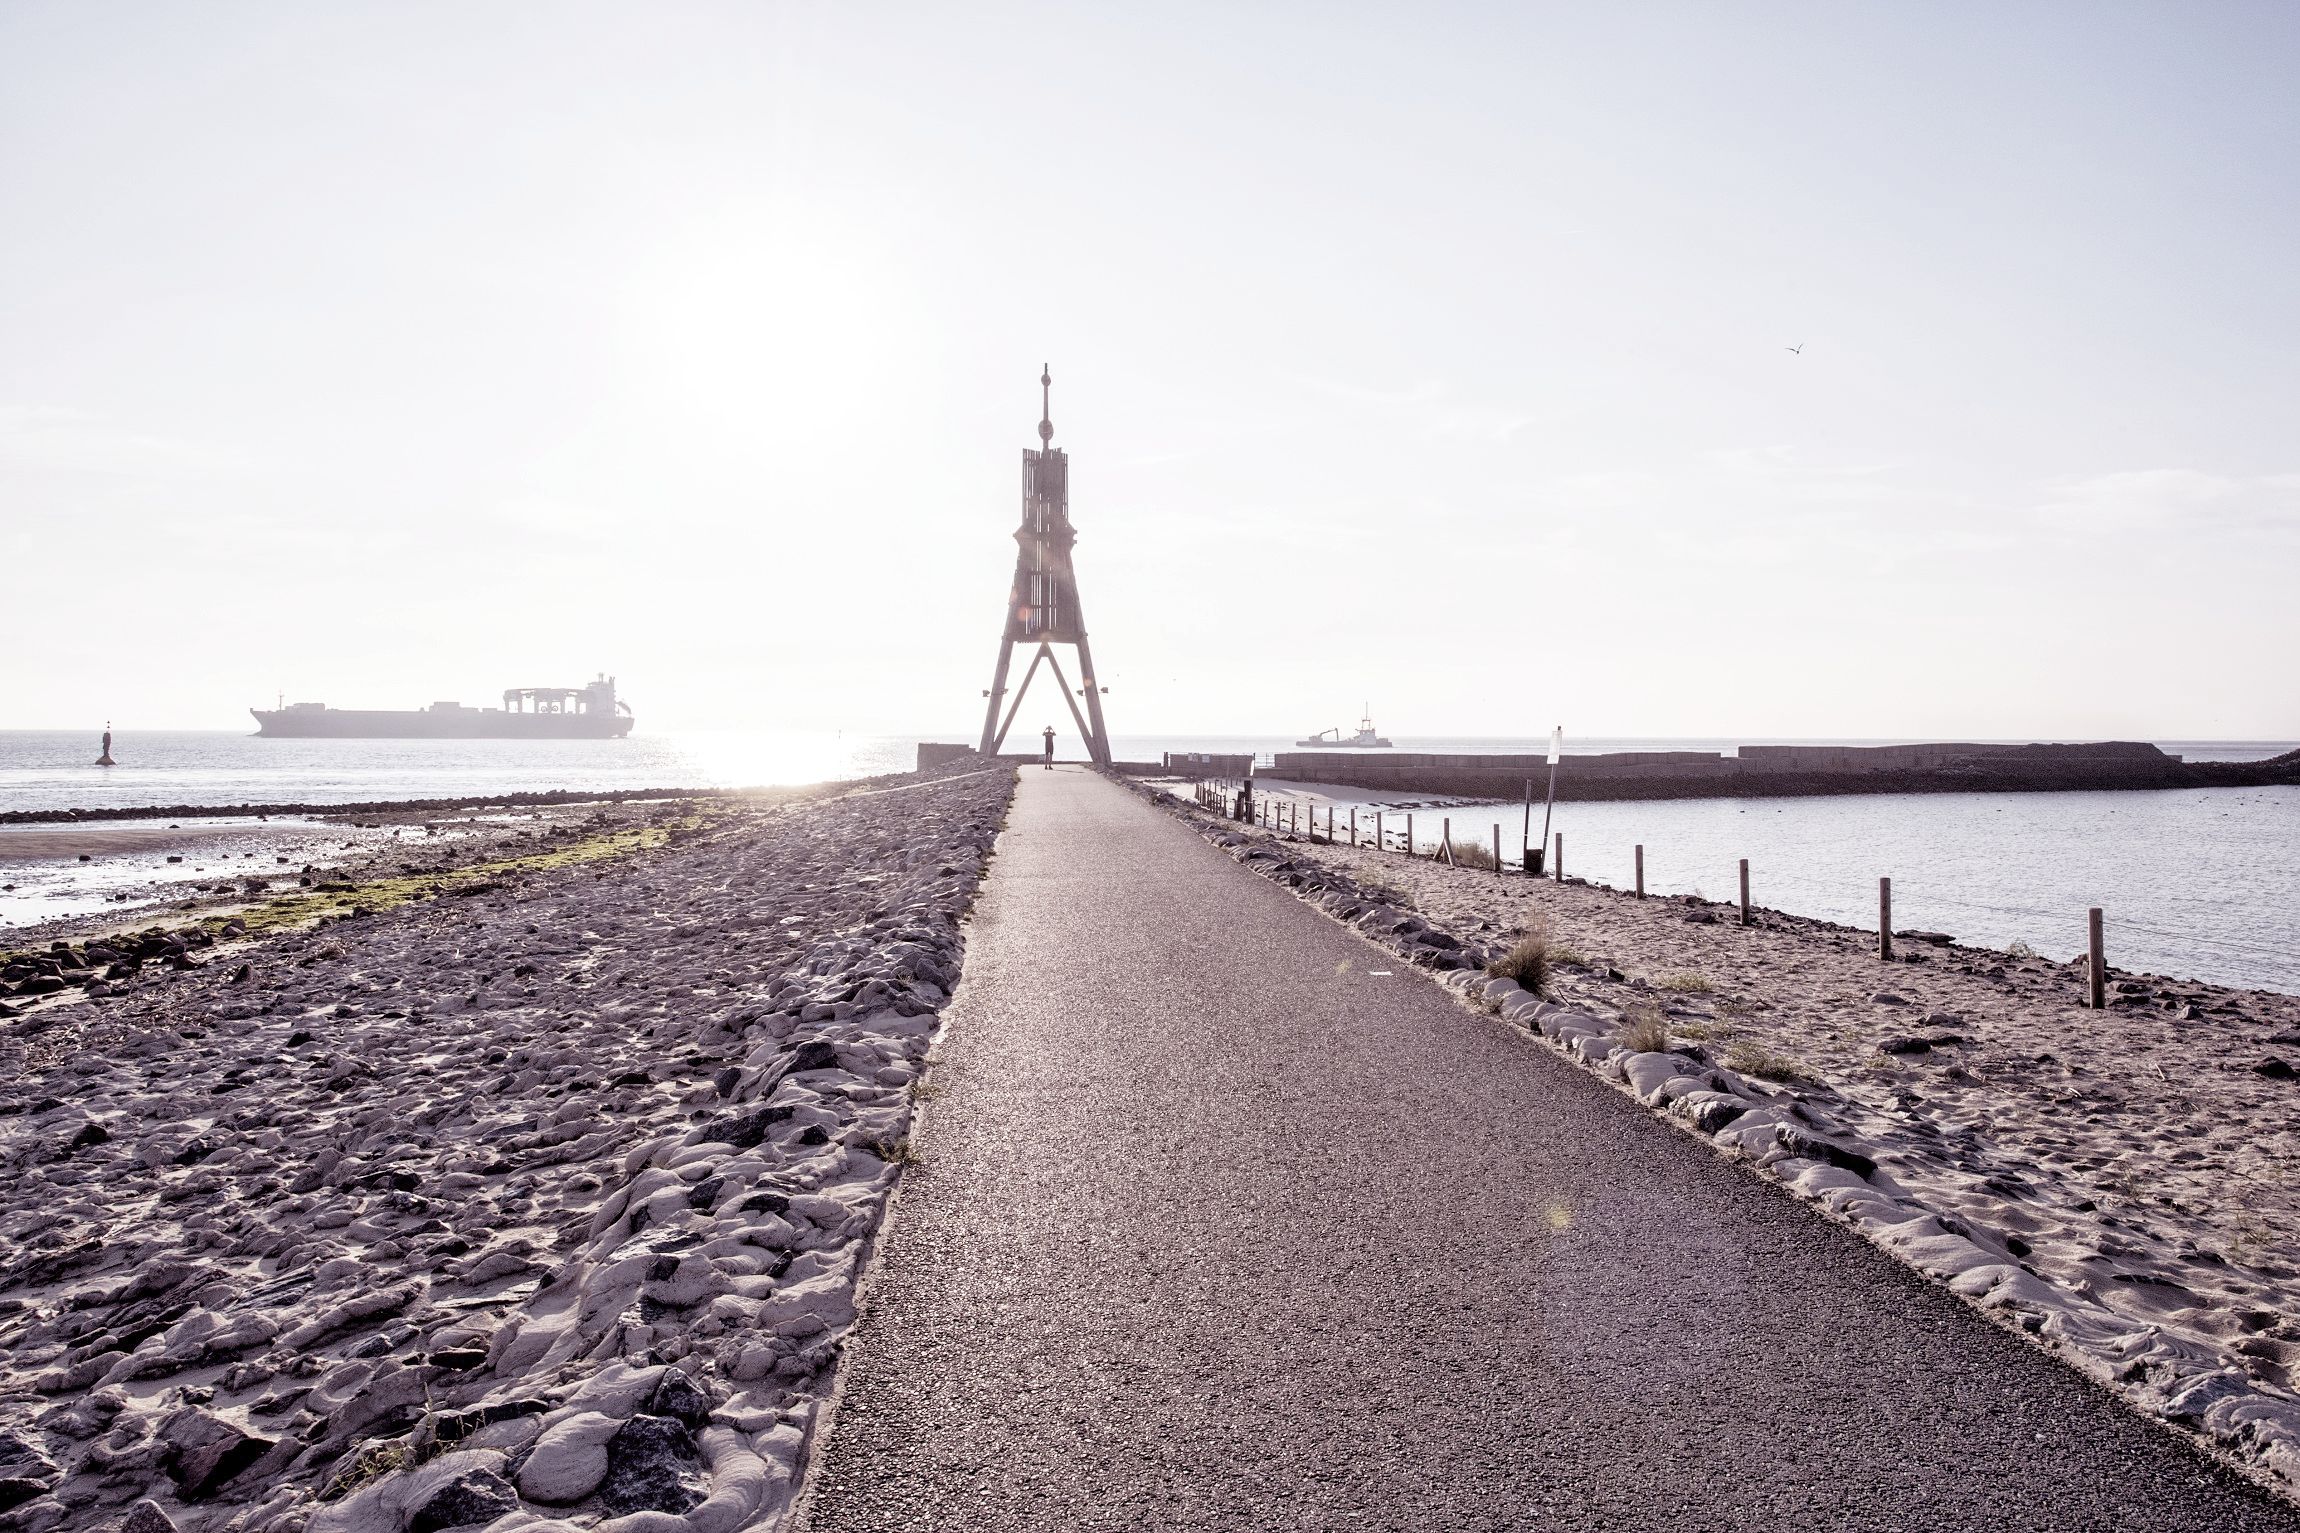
[322,1440,416,1501]
[1487,925,1556,995]
[1358,875,1412,909]
[2006,940,2039,960]
[1724,1041,1811,1085]
[858,1134,921,1166]
[1657,971,1714,994]
[1618,1005,1670,1054]
[1448,838,1501,870]
[1673,1020,1731,1042]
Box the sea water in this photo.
[1245,781,2300,995]
[4,730,2285,813]
[3,730,2293,994]
[0,729,918,815]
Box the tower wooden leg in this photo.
[977,637,1017,754]
[1073,634,1114,764]
[1041,648,1097,751]
[991,643,1053,753]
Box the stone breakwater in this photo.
[1121,774,2300,1504]
[0,763,1014,1533]
[1269,740,2300,803]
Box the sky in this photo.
[3,2,2296,740]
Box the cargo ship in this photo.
[251,675,635,739]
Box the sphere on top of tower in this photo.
[1038,364,1054,446]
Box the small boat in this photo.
[1297,707,1392,749]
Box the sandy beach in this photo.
[0,761,1011,1533]
[1134,774,2300,1498]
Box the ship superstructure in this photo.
[1298,707,1392,748]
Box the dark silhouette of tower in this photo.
[975,367,1113,764]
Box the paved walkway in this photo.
[803,768,2296,1532]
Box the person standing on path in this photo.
[1041,725,1055,770]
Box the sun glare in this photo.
[620,206,912,457]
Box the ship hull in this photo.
[251,709,632,739]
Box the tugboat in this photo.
[252,675,635,739]
[1297,707,1392,749]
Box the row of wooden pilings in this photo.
[1189,780,2116,1008]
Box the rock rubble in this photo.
[0,763,1013,1533]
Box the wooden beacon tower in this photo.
[975,366,1114,764]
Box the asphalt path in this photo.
[802,767,2297,1532]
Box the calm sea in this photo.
[2,730,2294,994]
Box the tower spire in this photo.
[1038,364,1053,447]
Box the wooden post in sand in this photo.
[1406,813,1414,856]
[1634,845,1645,898]
[2088,908,2106,1009]
[1375,811,1382,852]
[1879,878,1894,960]
[1351,807,1358,846]
[1739,859,1752,926]
[1554,832,1564,883]
[1492,824,1502,874]
[1440,817,1454,866]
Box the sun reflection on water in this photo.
[658,731,918,791]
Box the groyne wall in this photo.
[1268,741,2300,802]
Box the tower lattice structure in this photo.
[976,366,1113,764]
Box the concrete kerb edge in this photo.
[784,765,1021,1532]
[1106,770,2300,1509]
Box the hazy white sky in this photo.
[5,2,2295,738]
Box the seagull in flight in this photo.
[1785,343,1804,355]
